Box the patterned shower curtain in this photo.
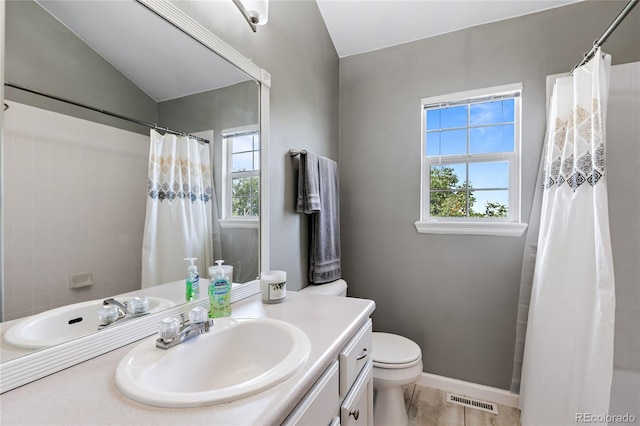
[519,49,615,425]
[142,130,213,288]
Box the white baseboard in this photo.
[417,373,520,408]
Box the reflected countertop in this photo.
[0,291,375,425]
[0,279,263,362]
[0,279,207,363]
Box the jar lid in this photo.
[261,270,286,282]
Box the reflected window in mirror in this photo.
[221,126,260,227]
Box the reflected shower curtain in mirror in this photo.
[142,130,213,288]
[520,49,615,425]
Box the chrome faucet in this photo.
[156,307,213,349]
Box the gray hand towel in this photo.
[296,152,321,213]
[296,152,341,283]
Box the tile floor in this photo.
[403,384,522,426]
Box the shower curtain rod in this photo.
[3,82,210,144]
[569,0,638,75]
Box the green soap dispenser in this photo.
[209,260,231,318]
[184,257,199,301]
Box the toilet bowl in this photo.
[299,281,423,426]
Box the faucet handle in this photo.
[127,297,149,315]
[158,317,180,341]
[188,307,208,324]
[99,305,121,324]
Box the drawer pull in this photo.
[356,348,368,361]
[349,409,360,420]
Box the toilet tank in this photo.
[298,279,348,297]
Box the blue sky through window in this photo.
[469,162,509,188]
[231,133,260,172]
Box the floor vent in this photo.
[445,393,499,414]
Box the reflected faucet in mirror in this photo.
[1,295,176,353]
[98,297,150,330]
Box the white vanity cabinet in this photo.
[285,319,373,426]
[285,361,340,425]
[340,360,373,426]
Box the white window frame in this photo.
[219,124,260,229]
[415,83,527,237]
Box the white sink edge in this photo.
[115,317,311,408]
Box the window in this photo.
[415,83,527,236]
[221,126,259,228]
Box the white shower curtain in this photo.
[142,130,213,288]
[520,49,615,425]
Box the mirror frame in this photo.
[0,0,271,393]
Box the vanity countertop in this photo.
[0,292,375,425]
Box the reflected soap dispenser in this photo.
[184,257,200,302]
[208,260,231,318]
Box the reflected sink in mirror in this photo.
[3,297,175,350]
[116,317,311,408]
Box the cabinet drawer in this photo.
[283,361,339,426]
[340,360,373,426]
[339,319,372,397]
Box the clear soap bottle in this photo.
[184,257,199,301]
[208,260,231,318]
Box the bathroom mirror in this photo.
[0,0,270,391]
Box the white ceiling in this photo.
[36,0,252,102]
[34,0,584,99]
[316,0,582,58]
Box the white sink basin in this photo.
[115,317,311,408]
[3,297,175,350]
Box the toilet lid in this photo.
[372,332,421,365]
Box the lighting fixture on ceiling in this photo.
[232,0,269,33]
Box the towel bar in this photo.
[289,149,307,157]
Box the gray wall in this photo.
[339,1,640,390]
[5,0,156,133]
[170,0,340,290]
[158,81,259,134]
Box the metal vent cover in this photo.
[445,393,499,414]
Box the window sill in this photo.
[414,221,528,237]
[219,218,259,229]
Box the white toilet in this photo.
[371,332,422,425]
[299,280,423,426]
